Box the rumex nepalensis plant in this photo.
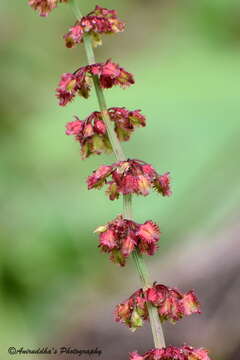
[28,1,214,359]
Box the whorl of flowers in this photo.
[95,215,160,266]
[115,284,200,330]
[56,60,134,106]
[146,283,201,322]
[87,159,171,200]
[28,0,68,17]
[65,108,146,158]
[129,346,211,360]
[64,5,125,48]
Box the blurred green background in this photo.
[1,0,240,359]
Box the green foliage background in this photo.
[0,0,240,356]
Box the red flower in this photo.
[65,114,110,159]
[65,108,145,158]
[87,165,113,189]
[109,107,146,141]
[90,60,134,89]
[115,289,148,330]
[56,61,134,106]
[87,159,171,200]
[129,346,212,360]
[115,284,200,330]
[146,283,201,323]
[95,215,160,266]
[56,70,91,106]
[64,5,125,48]
[28,0,68,17]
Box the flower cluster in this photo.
[95,215,160,266]
[87,159,171,200]
[66,114,110,159]
[56,60,134,106]
[64,5,125,48]
[115,284,200,330]
[109,107,146,141]
[129,346,211,360]
[115,289,147,330]
[146,283,201,323]
[65,108,146,158]
[28,0,68,17]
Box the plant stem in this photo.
[69,0,166,349]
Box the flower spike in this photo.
[56,60,134,106]
[29,0,213,357]
[65,108,146,159]
[64,5,125,48]
[95,215,160,266]
[87,159,171,200]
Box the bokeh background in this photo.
[1,0,240,359]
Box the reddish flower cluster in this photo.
[95,215,160,266]
[64,5,125,48]
[65,108,146,158]
[109,107,146,141]
[65,114,110,159]
[56,60,134,106]
[115,289,147,330]
[146,283,201,323]
[115,284,200,330]
[87,159,171,200]
[129,346,211,360]
[28,0,68,17]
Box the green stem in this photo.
[69,0,166,349]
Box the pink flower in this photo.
[56,61,134,106]
[65,108,145,158]
[115,284,200,330]
[87,159,171,200]
[87,165,112,189]
[115,289,148,329]
[129,352,144,360]
[146,283,201,323]
[28,0,68,17]
[95,215,160,266]
[64,5,125,48]
[154,172,172,197]
[56,70,91,106]
[129,346,212,360]
[109,107,146,141]
[91,60,134,89]
[65,113,110,159]
[64,24,84,48]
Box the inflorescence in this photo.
[28,1,214,359]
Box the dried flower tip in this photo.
[129,345,212,360]
[28,0,68,17]
[56,60,134,106]
[64,5,125,48]
[87,159,171,200]
[95,215,160,266]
